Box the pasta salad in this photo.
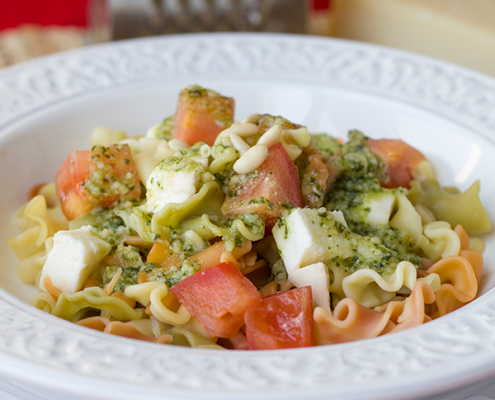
[8,85,491,350]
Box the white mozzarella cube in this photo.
[145,158,205,213]
[366,192,397,229]
[40,226,111,293]
[289,262,331,312]
[272,208,352,274]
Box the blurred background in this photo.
[0,0,494,76]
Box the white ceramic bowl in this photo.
[1,33,495,400]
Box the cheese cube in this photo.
[272,208,353,274]
[332,0,495,76]
[145,157,205,213]
[289,262,331,312]
[40,226,111,293]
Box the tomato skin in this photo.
[300,152,329,208]
[55,150,93,220]
[174,86,235,146]
[55,145,141,220]
[171,262,262,338]
[222,143,303,228]
[368,139,426,189]
[244,286,315,350]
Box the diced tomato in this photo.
[171,262,262,338]
[244,286,315,350]
[368,138,426,189]
[55,144,141,220]
[222,142,303,228]
[174,85,235,146]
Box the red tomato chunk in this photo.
[222,142,303,228]
[171,262,262,338]
[174,85,235,146]
[55,144,141,220]
[244,286,315,350]
[368,138,426,189]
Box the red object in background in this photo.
[0,0,89,31]
[312,0,332,11]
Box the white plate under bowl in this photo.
[1,33,495,400]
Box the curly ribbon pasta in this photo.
[125,282,163,307]
[314,280,435,343]
[416,221,461,262]
[104,321,173,344]
[166,327,225,349]
[29,291,57,313]
[454,225,470,251]
[8,192,68,283]
[454,224,484,283]
[460,250,483,284]
[389,194,422,243]
[11,193,68,249]
[415,204,436,225]
[16,237,53,284]
[342,261,418,308]
[149,283,191,325]
[425,221,461,258]
[52,287,144,322]
[388,280,435,334]
[408,178,491,235]
[208,139,239,175]
[427,256,478,318]
[151,181,225,231]
[313,299,398,343]
[77,316,111,331]
[76,316,173,344]
[125,317,160,337]
[219,244,263,276]
[328,263,352,302]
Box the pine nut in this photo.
[283,127,311,148]
[233,144,268,174]
[241,113,261,124]
[258,124,282,147]
[219,122,259,138]
[168,138,189,151]
[230,133,251,155]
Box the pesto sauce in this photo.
[81,145,137,203]
[325,171,420,266]
[149,259,202,287]
[271,258,288,285]
[70,199,142,246]
[312,209,401,275]
[181,85,234,128]
[313,134,342,158]
[222,213,265,251]
[102,265,139,292]
[149,115,174,141]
